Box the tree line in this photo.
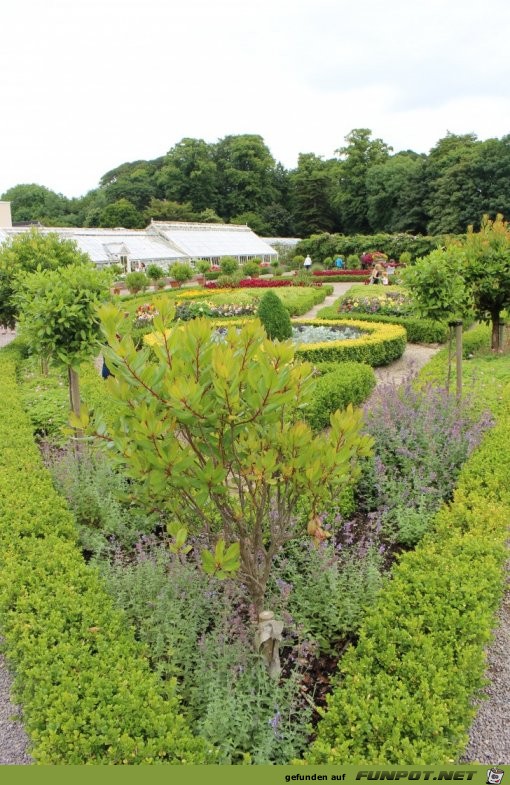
[2,129,510,237]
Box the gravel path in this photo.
[0,651,32,764]
[461,563,510,764]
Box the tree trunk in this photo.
[68,367,81,418]
[491,312,501,352]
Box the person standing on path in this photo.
[303,255,312,271]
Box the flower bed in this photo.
[312,269,368,277]
[205,278,323,290]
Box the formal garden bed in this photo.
[318,285,450,344]
[1,315,507,764]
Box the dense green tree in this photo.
[231,211,271,235]
[214,134,279,219]
[424,132,479,234]
[1,183,77,227]
[334,129,392,234]
[289,153,339,236]
[143,198,197,224]
[157,138,218,213]
[0,229,91,328]
[98,198,144,229]
[366,152,427,233]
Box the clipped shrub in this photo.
[196,260,211,275]
[347,254,361,269]
[125,271,148,293]
[323,256,334,269]
[257,290,292,340]
[219,256,239,276]
[0,344,212,764]
[304,361,376,431]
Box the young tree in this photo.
[463,214,510,350]
[97,307,372,612]
[0,229,91,328]
[401,246,472,322]
[16,264,110,416]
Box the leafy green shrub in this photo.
[219,256,239,276]
[346,254,360,269]
[170,262,194,283]
[0,345,211,764]
[399,251,412,265]
[215,273,243,288]
[125,271,148,293]
[257,291,292,340]
[242,260,260,277]
[313,274,370,283]
[146,264,165,281]
[304,361,376,431]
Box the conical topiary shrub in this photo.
[257,290,292,341]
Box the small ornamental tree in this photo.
[169,262,194,285]
[0,229,91,328]
[125,271,148,293]
[16,264,110,417]
[462,214,510,351]
[257,290,292,341]
[97,305,372,612]
[146,264,165,281]
[401,245,472,322]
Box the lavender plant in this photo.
[360,379,493,546]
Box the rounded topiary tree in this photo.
[257,290,292,341]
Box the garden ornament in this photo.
[255,610,284,679]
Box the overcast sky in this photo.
[1,0,509,198]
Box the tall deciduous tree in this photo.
[335,129,392,234]
[366,152,428,233]
[157,138,219,213]
[98,307,372,612]
[289,153,339,236]
[214,134,279,219]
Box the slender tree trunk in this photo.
[68,366,81,418]
[491,312,501,352]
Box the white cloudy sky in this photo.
[1,0,509,198]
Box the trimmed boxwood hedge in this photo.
[293,319,407,367]
[303,362,376,431]
[305,381,510,765]
[317,305,449,344]
[0,344,213,764]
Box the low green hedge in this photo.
[305,379,510,764]
[293,319,407,367]
[317,306,448,344]
[303,362,376,431]
[0,344,212,764]
[312,274,370,283]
